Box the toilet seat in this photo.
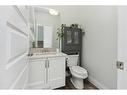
[70,66,88,78]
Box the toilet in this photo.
[67,55,88,89]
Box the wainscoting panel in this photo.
[7,6,28,35]
[16,6,28,24]
[6,55,27,88]
[6,26,28,62]
[10,63,29,89]
[0,6,29,89]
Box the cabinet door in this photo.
[29,59,46,89]
[66,30,72,44]
[73,31,79,44]
[48,57,66,89]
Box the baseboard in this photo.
[88,76,108,89]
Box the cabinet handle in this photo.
[45,60,48,68]
[45,59,49,68]
[45,60,47,68]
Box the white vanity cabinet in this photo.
[47,57,65,89]
[28,56,66,89]
[29,59,46,89]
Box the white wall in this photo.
[56,6,81,25]
[80,6,117,89]
[117,7,127,89]
[43,6,81,25]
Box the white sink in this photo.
[29,52,67,59]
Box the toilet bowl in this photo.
[70,66,88,89]
[67,55,88,89]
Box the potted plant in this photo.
[56,24,65,52]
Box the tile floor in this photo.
[56,76,98,90]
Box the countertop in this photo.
[29,52,67,59]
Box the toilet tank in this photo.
[67,55,79,67]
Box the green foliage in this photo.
[56,24,65,40]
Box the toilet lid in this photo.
[70,66,87,75]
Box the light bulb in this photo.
[49,9,59,16]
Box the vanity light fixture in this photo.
[49,9,59,16]
[34,6,59,16]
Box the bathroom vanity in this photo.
[28,5,66,89]
[28,49,67,89]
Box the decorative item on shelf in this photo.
[70,23,79,28]
[56,24,65,52]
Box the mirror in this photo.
[29,6,61,48]
[37,25,53,48]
